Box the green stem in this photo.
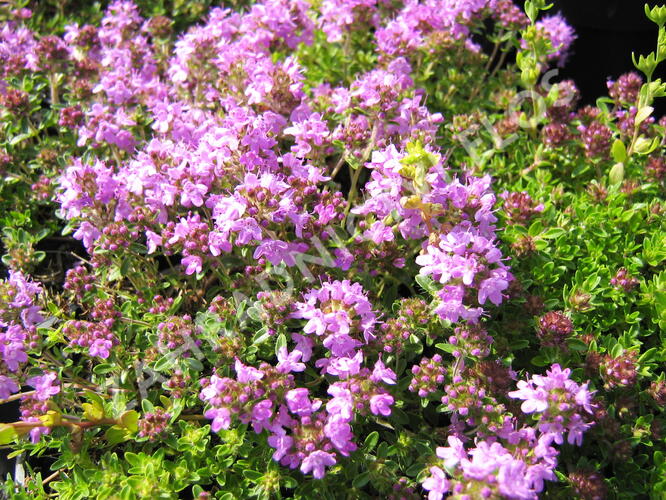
[484,38,502,73]
[344,164,363,218]
[0,391,35,405]
[488,43,509,80]
[49,73,59,107]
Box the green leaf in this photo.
[82,401,105,421]
[153,354,176,372]
[405,463,423,477]
[242,470,263,480]
[0,425,17,445]
[611,139,627,163]
[435,343,457,354]
[352,471,370,489]
[635,106,654,126]
[141,399,155,413]
[119,410,139,432]
[252,326,270,345]
[509,339,530,350]
[364,431,379,452]
[524,1,538,24]
[93,363,115,375]
[638,347,659,364]
[608,162,625,185]
[415,274,438,294]
[105,426,130,445]
[566,338,588,352]
[184,357,204,372]
[275,333,287,357]
[124,451,142,467]
[531,355,549,367]
[541,228,565,239]
[246,306,262,322]
[528,220,544,237]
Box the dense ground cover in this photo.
[0,0,665,498]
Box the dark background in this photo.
[551,0,665,116]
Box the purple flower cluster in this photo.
[534,13,576,66]
[440,367,506,428]
[449,324,493,358]
[0,15,39,78]
[0,272,43,399]
[409,355,446,397]
[374,298,430,354]
[319,0,387,42]
[291,279,377,372]
[601,350,638,389]
[62,320,118,359]
[577,121,612,159]
[307,57,443,161]
[20,372,61,443]
[201,355,395,478]
[508,364,595,446]
[375,0,491,58]
[355,147,512,323]
[536,310,573,349]
[607,72,643,105]
[424,364,595,499]
[423,432,557,500]
[138,408,171,440]
[500,191,544,225]
[417,226,511,324]
[611,267,639,292]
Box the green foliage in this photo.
[1,0,665,498]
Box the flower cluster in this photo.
[508,364,595,446]
[500,191,544,224]
[4,0,663,496]
[0,272,43,399]
[534,13,576,66]
[536,310,573,349]
[291,279,377,370]
[423,364,595,499]
[201,356,396,478]
[611,267,639,292]
[409,355,446,397]
[423,432,557,500]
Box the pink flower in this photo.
[276,347,306,373]
[422,466,449,500]
[181,180,208,207]
[205,407,231,432]
[363,221,394,244]
[369,393,394,416]
[254,239,305,267]
[234,359,264,383]
[326,385,354,421]
[251,400,273,433]
[370,358,396,385]
[89,338,112,359]
[325,350,363,378]
[291,333,314,362]
[182,255,203,275]
[300,450,336,479]
[286,388,320,416]
[324,415,356,455]
[436,435,467,469]
[0,376,19,399]
[268,429,294,462]
[26,372,60,401]
[508,380,549,413]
